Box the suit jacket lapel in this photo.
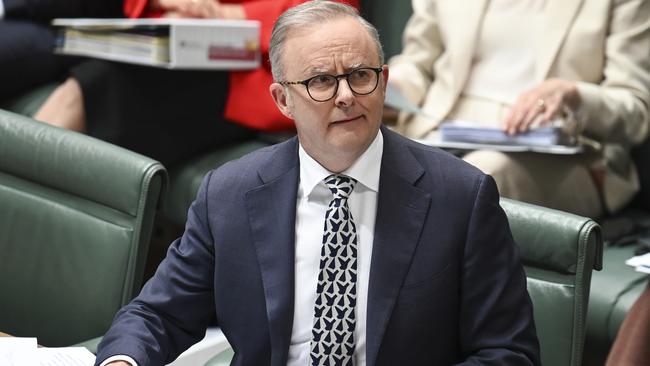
[246,138,300,365]
[535,0,584,80]
[366,128,432,366]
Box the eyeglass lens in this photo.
[307,68,379,101]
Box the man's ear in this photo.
[270,83,293,119]
[381,65,389,89]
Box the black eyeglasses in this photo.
[278,67,383,102]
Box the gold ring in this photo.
[536,98,546,111]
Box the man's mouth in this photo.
[332,115,362,124]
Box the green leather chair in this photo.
[162,140,270,225]
[0,109,167,347]
[584,247,648,364]
[502,199,603,366]
[201,199,603,366]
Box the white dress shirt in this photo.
[100,354,138,366]
[0,0,5,18]
[288,131,383,366]
[100,131,383,366]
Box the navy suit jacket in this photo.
[95,127,540,366]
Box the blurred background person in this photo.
[0,0,122,99]
[605,282,650,366]
[33,0,359,168]
[387,0,650,218]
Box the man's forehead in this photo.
[283,20,378,75]
[284,17,372,52]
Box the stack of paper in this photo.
[59,28,171,64]
[440,121,568,147]
[0,337,95,365]
[53,18,261,70]
[625,252,650,274]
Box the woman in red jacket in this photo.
[35,0,359,167]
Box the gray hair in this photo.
[269,0,384,81]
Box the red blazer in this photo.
[123,0,360,131]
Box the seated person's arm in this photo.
[504,0,650,142]
[94,173,218,366]
[456,175,540,365]
[388,0,443,110]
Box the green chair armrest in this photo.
[74,336,103,354]
[203,347,234,366]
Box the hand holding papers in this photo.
[435,121,583,154]
[440,121,569,146]
[385,80,583,154]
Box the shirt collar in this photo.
[298,130,383,197]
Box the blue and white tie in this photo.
[310,174,358,366]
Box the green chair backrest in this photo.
[0,110,167,346]
[361,0,412,59]
[501,198,603,366]
[164,140,270,226]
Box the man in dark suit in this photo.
[96,1,540,365]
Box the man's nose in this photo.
[334,78,354,107]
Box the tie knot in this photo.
[324,174,357,200]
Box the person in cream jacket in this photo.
[389,0,650,217]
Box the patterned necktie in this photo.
[310,174,358,366]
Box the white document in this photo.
[11,347,95,366]
[384,81,439,119]
[0,337,38,365]
[636,266,650,274]
[414,134,583,155]
[626,252,650,274]
[0,338,95,366]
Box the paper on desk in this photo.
[625,252,650,274]
[0,339,95,366]
[0,337,38,365]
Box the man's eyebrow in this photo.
[307,66,331,74]
[303,62,369,76]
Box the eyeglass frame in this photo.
[277,66,384,102]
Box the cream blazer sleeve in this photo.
[387,0,443,108]
[574,0,650,147]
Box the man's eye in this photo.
[310,75,335,88]
[351,69,371,81]
[356,69,370,77]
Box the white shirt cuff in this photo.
[99,355,139,366]
[0,0,5,19]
